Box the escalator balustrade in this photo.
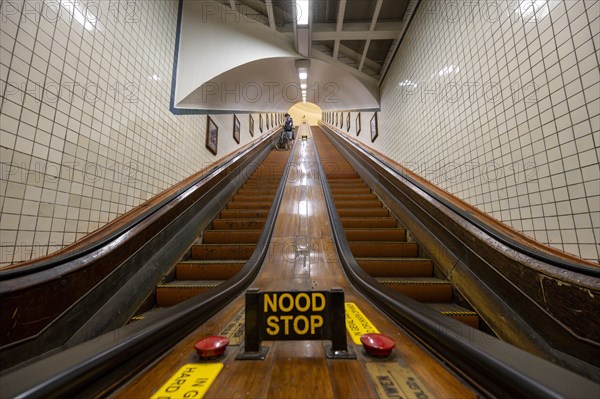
[131,151,288,320]
[316,130,480,329]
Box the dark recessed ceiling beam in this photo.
[332,0,347,59]
[359,0,383,72]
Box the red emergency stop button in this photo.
[360,333,395,357]
[195,336,229,359]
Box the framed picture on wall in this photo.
[356,113,361,136]
[346,113,351,132]
[370,113,378,143]
[249,114,254,137]
[206,116,218,155]
[259,114,263,133]
[233,115,240,144]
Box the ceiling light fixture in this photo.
[296,59,310,104]
[296,0,309,26]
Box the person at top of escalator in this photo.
[284,113,294,148]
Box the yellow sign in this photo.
[261,291,327,339]
[150,363,223,399]
[345,302,380,344]
[366,362,436,399]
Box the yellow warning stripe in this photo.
[345,302,380,345]
[150,363,223,399]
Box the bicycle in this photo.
[274,130,291,150]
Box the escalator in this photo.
[316,129,480,329]
[0,130,289,372]
[1,126,598,398]
[316,123,600,382]
[132,151,288,320]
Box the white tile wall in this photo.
[0,0,273,266]
[326,0,599,263]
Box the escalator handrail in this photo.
[0,135,296,398]
[0,131,279,281]
[311,128,600,398]
[320,123,600,278]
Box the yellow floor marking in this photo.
[345,302,380,345]
[150,363,223,399]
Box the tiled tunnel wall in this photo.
[0,0,274,266]
[327,0,599,262]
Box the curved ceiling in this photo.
[178,57,379,111]
[173,0,415,112]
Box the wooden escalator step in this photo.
[345,228,406,242]
[202,230,262,244]
[341,217,397,228]
[227,201,273,209]
[233,194,274,202]
[212,219,266,230]
[176,260,245,280]
[334,200,384,208]
[219,209,270,219]
[191,244,256,260]
[338,208,390,217]
[156,280,224,306]
[357,257,433,277]
[375,277,453,302]
[429,303,479,329]
[329,187,373,195]
[237,188,277,195]
[349,241,419,257]
[331,193,377,201]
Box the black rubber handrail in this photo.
[0,131,278,280]
[311,129,600,398]
[0,136,297,398]
[321,123,600,278]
